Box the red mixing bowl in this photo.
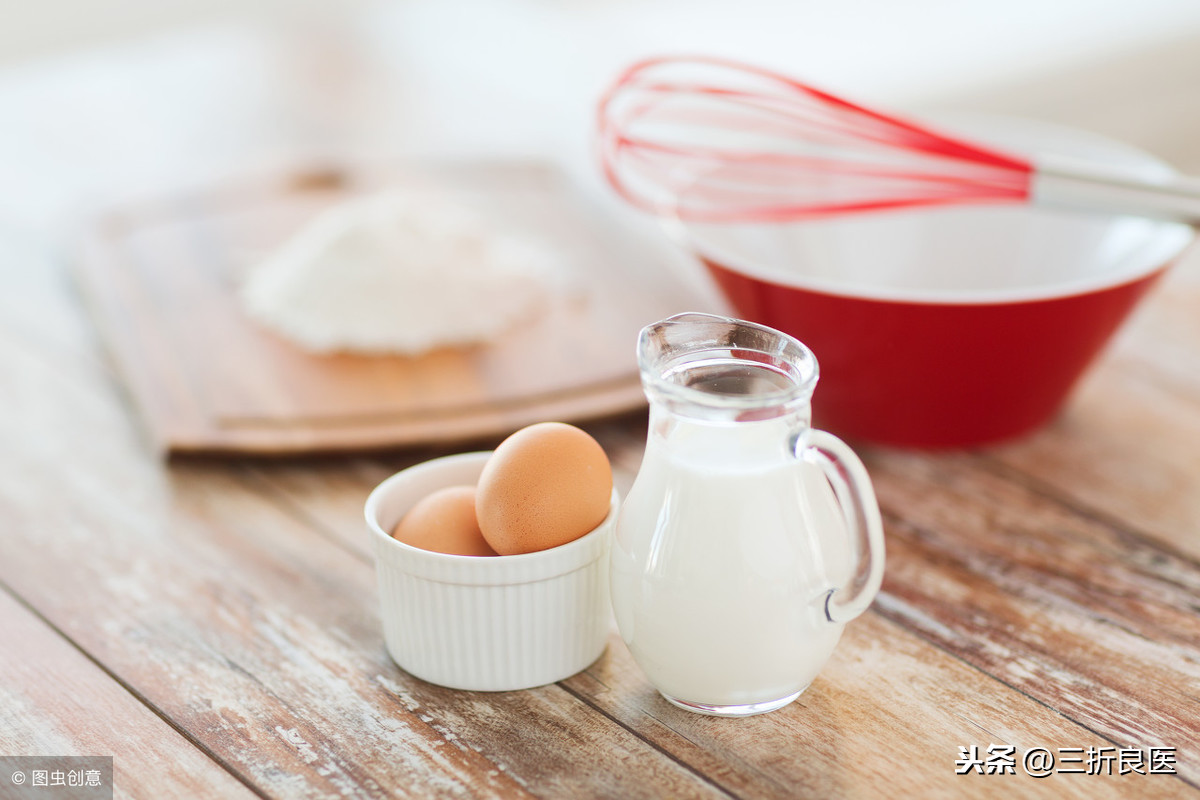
[678,117,1195,447]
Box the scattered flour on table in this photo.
[240,190,555,355]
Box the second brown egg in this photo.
[392,485,497,557]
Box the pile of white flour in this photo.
[240,191,554,355]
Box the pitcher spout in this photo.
[636,311,819,422]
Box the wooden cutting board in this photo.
[75,161,711,456]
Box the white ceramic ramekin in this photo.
[365,451,616,691]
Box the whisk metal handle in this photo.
[1033,154,1200,225]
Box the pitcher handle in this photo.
[797,429,886,624]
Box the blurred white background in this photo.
[5,0,1200,96]
[2,0,1200,235]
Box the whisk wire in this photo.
[598,55,1036,222]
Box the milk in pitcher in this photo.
[612,413,852,710]
[611,313,885,716]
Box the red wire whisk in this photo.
[597,56,1200,224]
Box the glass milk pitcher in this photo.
[611,313,885,717]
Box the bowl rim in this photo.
[674,113,1196,306]
[689,224,1188,306]
[365,450,617,585]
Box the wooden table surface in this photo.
[3,13,1200,800]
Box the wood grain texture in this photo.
[0,328,722,798]
[984,248,1200,560]
[4,17,1200,800]
[242,418,1200,798]
[866,448,1200,784]
[0,590,259,800]
[566,614,1186,800]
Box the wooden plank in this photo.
[0,331,725,799]
[18,208,1200,797]
[72,163,707,456]
[0,588,258,799]
[983,248,1200,560]
[244,426,1194,798]
[566,615,1185,799]
[988,367,1200,560]
[865,447,1200,786]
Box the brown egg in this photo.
[392,485,497,557]
[476,422,613,555]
